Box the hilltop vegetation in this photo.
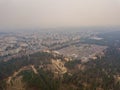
[0,45,120,90]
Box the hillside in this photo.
[0,31,120,90]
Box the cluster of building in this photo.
[0,31,96,61]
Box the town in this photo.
[0,31,106,63]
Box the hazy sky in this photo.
[0,0,120,29]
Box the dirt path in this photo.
[7,66,27,84]
[7,65,38,85]
[7,76,26,90]
[31,65,38,74]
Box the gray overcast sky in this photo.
[0,0,120,29]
